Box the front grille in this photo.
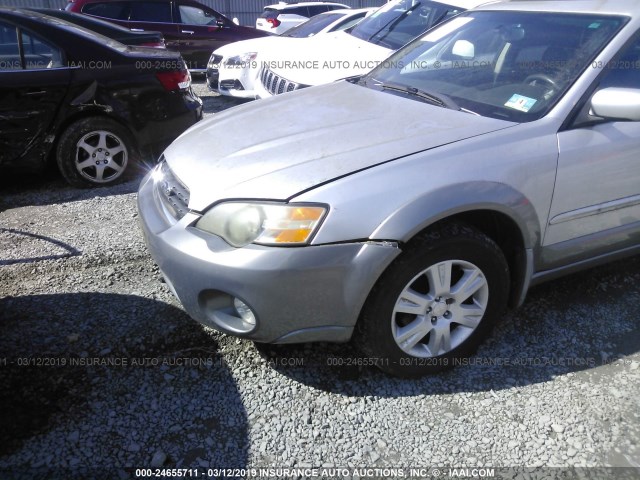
[220,79,245,91]
[156,159,190,221]
[259,65,306,96]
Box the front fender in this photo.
[370,181,541,250]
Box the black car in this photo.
[0,8,202,187]
[28,7,166,48]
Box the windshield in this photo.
[349,0,466,50]
[282,12,344,38]
[364,11,626,122]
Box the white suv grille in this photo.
[259,65,306,96]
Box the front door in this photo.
[544,34,640,264]
[174,3,232,70]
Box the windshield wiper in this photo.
[367,2,422,42]
[377,80,460,110]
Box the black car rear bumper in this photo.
[134,88,203,156]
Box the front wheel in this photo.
[355,223,510,377]
[56,117,135,188]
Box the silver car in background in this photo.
[139,0,640,377]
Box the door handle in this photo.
[181,30,194,34]
[22,90,47,97]
[131,28,144,32]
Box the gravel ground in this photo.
[0,79,639,480]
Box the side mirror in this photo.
[591,87,640,121]
[232,17,239,26]
[452,40,474,59]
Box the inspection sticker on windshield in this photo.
[505,94,537,112]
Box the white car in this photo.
[255,1,349,35]
[207,8,375,99]
[279,7,374,38]
[254,0,498,98]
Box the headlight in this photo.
[224,52,257,67]
[195,202,327,247]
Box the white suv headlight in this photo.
[195,202,327,247]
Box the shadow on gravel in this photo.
[0,293,248,476]
[0,168,148,213]
[0,228,82,266]
[255,256,640,397]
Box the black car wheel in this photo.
[355,222,510,378]
[57,117,135,188]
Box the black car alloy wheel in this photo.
[57,117,135,188]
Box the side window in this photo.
[179,5,219,26]
[307,6,328,17]
[21,31,63,70]
[260,8,277,20]
[289,7,310,18]
[0,23,20,70]
[0,23,62,71]
[82,2,129,20]
[129,2,173,23]
[599,36,640,89]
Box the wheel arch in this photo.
[354,219,513,376]
[53,111,140,187]
[369,182,540,308]
[51,108,139,163]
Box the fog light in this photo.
[233,297,256,326]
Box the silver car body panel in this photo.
[139,0,640,343]
[164,81,516,213]
[546,122,640,245]
[538,222,640,273]
[138,175,400,342]
[294,119,559,248]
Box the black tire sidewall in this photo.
[56,117,134,188]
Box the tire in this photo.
[355,222,510,378]
[56,117,135,188]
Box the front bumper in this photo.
[137,171,400,343]
[207,65,258,99]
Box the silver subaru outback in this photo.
[138,0,640,377]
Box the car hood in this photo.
[214,35,288,57]
[260,30,392,86]
[165,80,516,212]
